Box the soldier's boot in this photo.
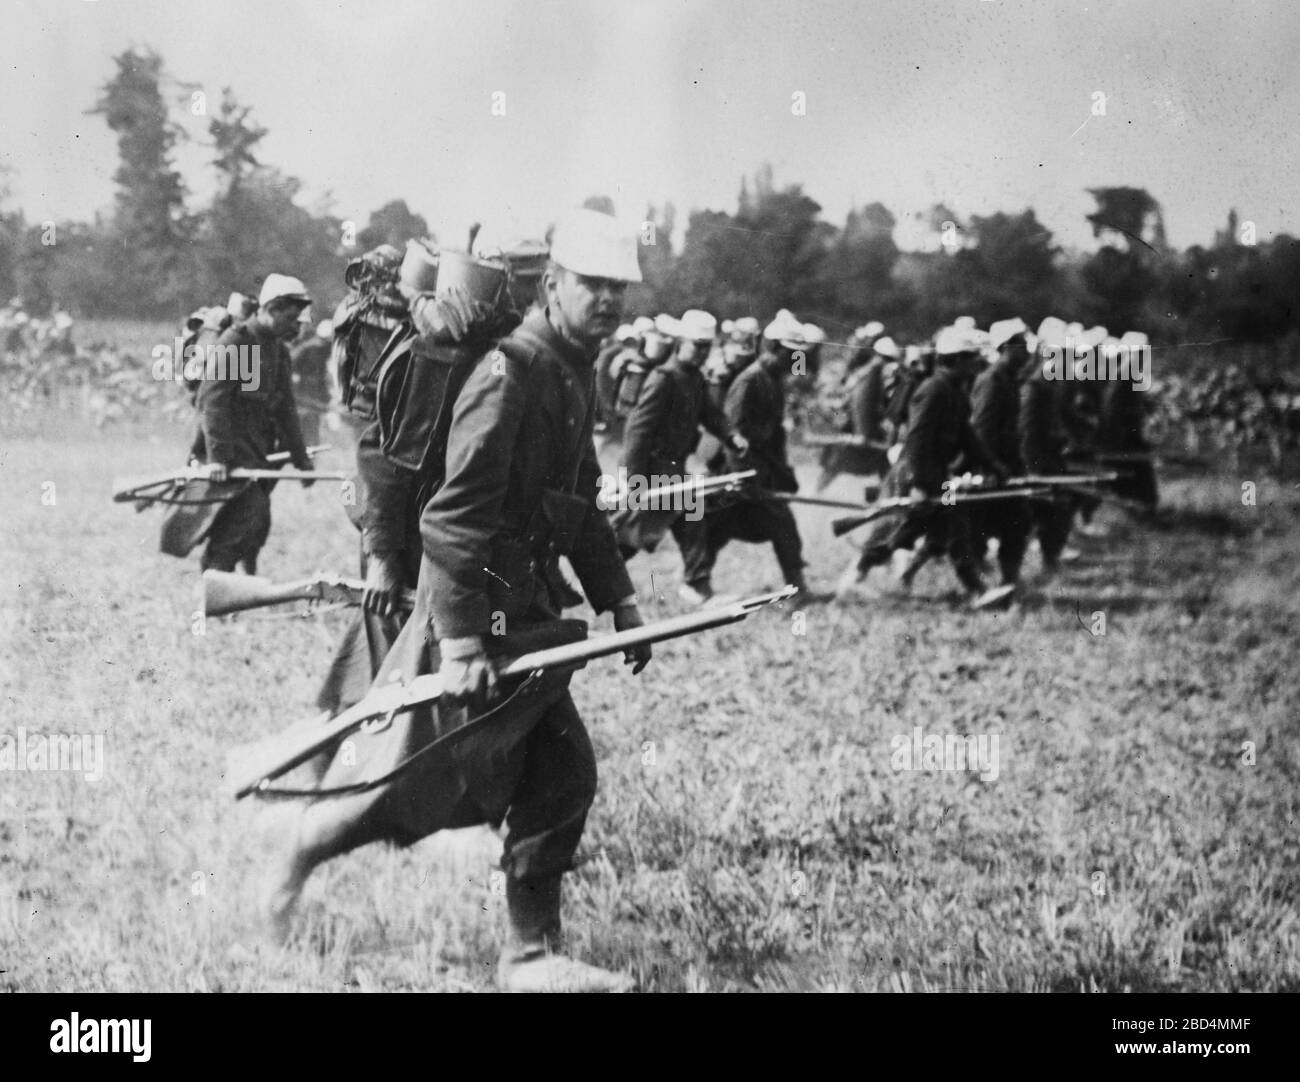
[497,875,633,993]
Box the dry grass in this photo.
[1,408,1297,992]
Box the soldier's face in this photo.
[262,301,306,339]
[547,268,627,349]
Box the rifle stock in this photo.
[202,570,416,617]
[228,586,796,799]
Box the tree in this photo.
[88,48,193,314]
[1085,186,1167,253]
[357,200,429,252]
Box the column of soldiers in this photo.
[172,209,1158,991]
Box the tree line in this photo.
[2,47,1298,352]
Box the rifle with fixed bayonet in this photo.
[112,446,343,506]
[227,586,796,800]
[202,569,415,618]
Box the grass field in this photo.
[2,407,1298,992]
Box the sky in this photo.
[3,0,1298,253]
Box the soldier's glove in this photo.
[363,553,404,617]
[613,600,651,675]
[729,433,750,455]
[438,636,500,704]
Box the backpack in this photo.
[333,296,408,421]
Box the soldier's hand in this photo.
[613,603,651,675]
[206,462,230,483]
[363,554,404,617]
[438,638,500,703]
[730,433,750,454]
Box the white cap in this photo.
[904,344,924,364]
[678,309,718,342]
[1065,321,1084,339]
[764,308,804,346]
[549,208,642,282]
[1036,317,1068,349]
[631,315,655,336]
[259,274,311,308]
[1083,325,1109,348]
[732,316,760,338]
[720,319,735,335]
[801,323,826,345]
[934,325,979,356]
[863,320,884,339]
[316,319,335,339]
[872,335,900,359]
[616,323,638,343]
[654,313,680,337]
[1120,330,1149,348]
[227,291,255,316]
[953,315,977,331]
[989,317,1028,351]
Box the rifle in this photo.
[228,586,796,800]
[113,455,346,505]
[202,570,415,618]
[829,487,1055,537]
[600,470,756,510]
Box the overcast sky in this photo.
[3,0,1297,252]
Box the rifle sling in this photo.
[248,670,548,800]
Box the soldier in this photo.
[260,209,649,994]
[611,308,735,575]
[1020,317,1076,578]
[316,239,526,717]
[195,274,315,574]
[289,318,334,447]
[813,334,897,492]
[970,318,1032,586]
[1097,330,1159,510]
[840,326,1008,606]
[677,310,811,603]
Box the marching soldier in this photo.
[1020,317,1076,578]
[611,309,735,579]
[1097,330,1159,510]
[841,326,1008,605]
[970,318,1032,586]
[194,274,315,574]
[677,310,810,602]
[260,209,649,993]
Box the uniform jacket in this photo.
[899,367,997,493]
[723,353,797,491]
[970,362,1025,475]
[197,318,310,469]
[1019,368,1072,473]
[846,357,887,444]
[419,307,634,639]
[621,357,728,480]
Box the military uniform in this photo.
[1098,380,1159,508]
[289,333,332,446]
[195,317,310,572]
[612,354,730,572]
[1019,365,1074,570]
[308,307,634,945]
[855,366,999,591]
[684,352,806,592]
[970,360,1031,584]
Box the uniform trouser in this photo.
[1032,495,1074,568]
[857,504,983,592]
[200,482,271,573]
[675,498,806,589]
[971,501,1032,584]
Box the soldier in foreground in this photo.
[196,274,316,574]
[259,210,649,993]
